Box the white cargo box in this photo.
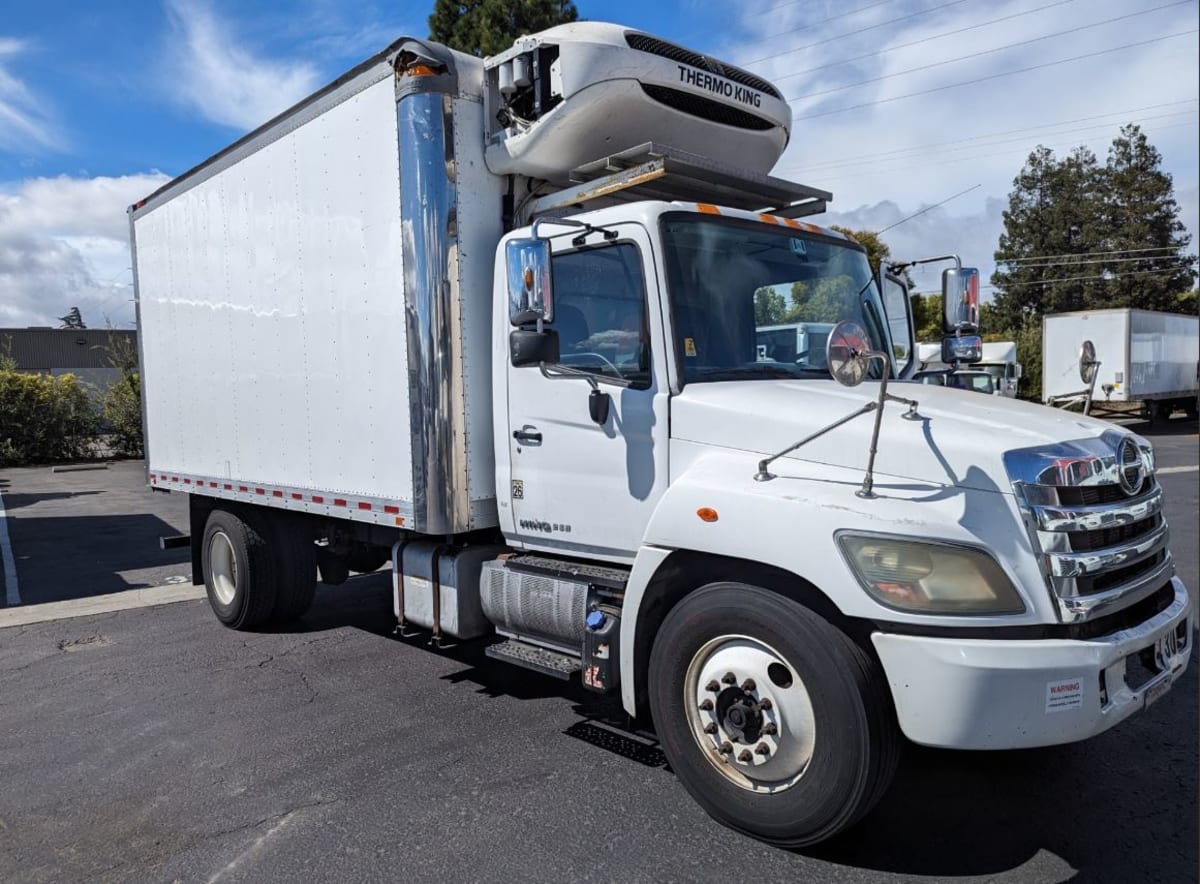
[1042,309,1199,402]
[131,39,502,534]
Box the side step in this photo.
[485,639,581,681]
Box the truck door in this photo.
[502,225,669,560]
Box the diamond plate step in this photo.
[485,639,581,681]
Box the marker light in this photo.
[838,533,1025,615]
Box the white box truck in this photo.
[131,23,1193,847]
[1043,309,1199,419]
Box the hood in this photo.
[671,380,1128,494]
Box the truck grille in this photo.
[624,33,783,99]
[1023,478,1173,621]
[640,84,777,131]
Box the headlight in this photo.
[837,533,1025,615]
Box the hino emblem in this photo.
[1116,438,1144,497]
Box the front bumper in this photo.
[871,577,1193,749]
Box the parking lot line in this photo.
[1157,465,1199,475]
[0,583,206,629]
[0,489,20,606]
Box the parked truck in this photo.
[916,339,1021,397]
[131,23,1193,848]
[1043,309,1199,419]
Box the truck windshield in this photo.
[659,214,893,383]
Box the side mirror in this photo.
[1079,339,1099,385]
[941,267,980,334]
[510,328,559,367]
[942,334,983,365]
[1013,364,1023,380]
[507,237,554,325]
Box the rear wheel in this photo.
[648,582,899,847]
[201,508,278,630]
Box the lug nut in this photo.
[737,749,753,763]
[741,679,756,692]
[758,698,773,711]
[754,742,770,756]
[762,722,777,736]
[719,741,733,754]
[704,722,718,734]
[721,672,737,685]
[705,680,720,693]
[699,698,714,711]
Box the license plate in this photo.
[1144,675,1173,708]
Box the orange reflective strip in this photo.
[758,213,780,225]
[783,217,802,229]
[696,203,720,214]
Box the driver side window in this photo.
[549,243,652,389]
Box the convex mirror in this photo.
[1079,340,1098,385]
[507,238,554,325]
[941,267,980,333]
[827,320,875,388]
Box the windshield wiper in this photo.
[693,366,818,381]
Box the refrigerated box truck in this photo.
[1043,309,1199,419]
[131,23,1194,848]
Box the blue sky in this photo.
[2,0,1197,327]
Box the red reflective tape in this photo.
[209,481,218,488]
[384,505,400,515]
[148,473,156,480]
[312,495,324,503]
[272,490,283,498]
[183,478,192,484]
[255,488,265,496]
[238,486,248,493]
[291,493,303,500]
[223,484,232,490]
[357,502,372,511]
[333,499,347,507]
[171,476,179,482]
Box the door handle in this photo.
[513,428,542,444]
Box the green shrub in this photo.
[103,371,144,458]
[0,366,99,466]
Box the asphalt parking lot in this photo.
[0,418,1196,884]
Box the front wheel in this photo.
[648,583,899,847]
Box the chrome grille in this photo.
[1021,478,1173,621]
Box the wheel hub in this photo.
[685,635,817,793]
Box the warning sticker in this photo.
[1045,678,1083,713]
[684,337,697,357]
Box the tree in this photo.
[429,0,578,57]
[1096,124,1196,310]
[829,226,913,287]
[58,306,87,329]
[990,145,1104,330]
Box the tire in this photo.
[201,507,279,630]
[648,582,900,848]
[270,515,318,621]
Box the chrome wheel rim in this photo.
[208,531,238,606]
[684,634,816,793]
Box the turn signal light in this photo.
[697,507,718,523]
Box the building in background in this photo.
[0,328,138,399]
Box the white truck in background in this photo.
[1044,309,1199,420]
[916,339,1021,397]
[130,23,1193,848]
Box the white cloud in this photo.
[0,173,169,328]
[0,36,62,152]
[716,0,1200,293]
[164,0,322,131]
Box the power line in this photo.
[742,0,978,67]
[878,183,981,233]
[997,254,1197,270]
[794,119,1199,185]
[773,0,1076,82]
[791,29,1200,121]
[778,105,1197,175]
[999,246,1190,264]
[750,0,896,42]
[982,266,1193,288]
[785,1,1192,102]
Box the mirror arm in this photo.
[754,402,877,482]
[538,362,632,389]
